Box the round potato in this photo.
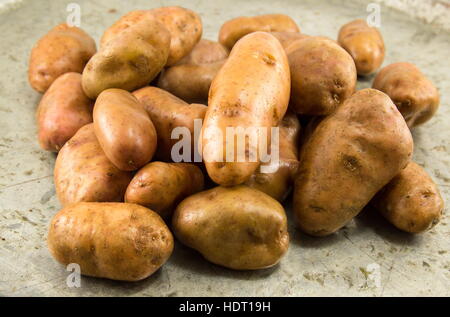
[125,162,204,219]
[293,89,413,236]
[338,19,385,76]
[219,14,300,50]
[82,16,170,99]
[372,162,444,233]
[172,185,289,270]
[93,89,157,171]
[372,62,440,128]
[36,72,93,152]
[48,202,173,281]
[28,23,96,93]
[54,124,132,206]
[288,36,357,115]
[202,32,291,186]
[245,111,300,201]
[133,87,207,162]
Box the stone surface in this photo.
[0,0,448,296]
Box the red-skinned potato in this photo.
[28,23,96,93]
[48,202,173,281]
[293,89,413,236]
[125,162,204,219]
[93,89,157,171]
[36,72,93,152]
[54,124,132,206]
[202,32,291,186]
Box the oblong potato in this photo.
[288,36,357,115]
[219,14,300,50]
[245,111,300,201]
[372,162,444,233]
[133,87,207,161]
[82,16,170,99]
[48,202,173,281]
[176,39,229,65]
[125,162,204,219]
[202,32,291,186]
[172,185,289,270]
[293,89,413,236]
[93,89,157,171]
[338,19,385,76]
[28,23,96,93]
[54,124,132,206]
[372,62,440,128]
[270,31,309,53]
[36,72,94,152]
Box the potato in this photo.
[372,62,440,128]
[28,23,96,93]
[82,17,170,99]
[293,89,413,236]
[219,14,300,50]
[36,73,93,152]
[133,87,207,161]
[93,89,157,171]
[101,7,202,66]
[48,202,173,281]
[245,111,300,201]
[125,162,204,219]
[338,19,385,76]
[157,39,229,103]
[202,32,290,186]
[172,185,289,270]
[288,36,357,115]
[54,124,132,206]
[270,31,309,53]
[372,162,444,233]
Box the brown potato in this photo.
[245,111,300,201]
[172,185,289,270]
[101,7,202,66]
[288,36,357,115]
[54,124,132,206]
[372,162,444,233]
[93,89,157,171]
[293,89,413,236]
[157,39,229,103]
[338,19,385,76]
[202,32,290,186]
[125,162,204,219]
[372,62,440,128]
[219,14,300,50]
[28,23,96,93]
[133,87,207,162]
[270,31,309,53]
[82,16,170,99]
[36,72,93,152]
[48,202,173,281]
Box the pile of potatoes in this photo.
[28,7,444,282]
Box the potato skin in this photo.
[172,185,289,270]
[372,62,440,128]
[338,19,385,76]
[54,124,132,206]
[202,32,291,186]
[82,17,170,99]
[28,24,96,93]
[48,202,173,281]
[36,73,93,152]
[288,36,357,115]
[219,14,300,50]
[372,162,444,233]
[93,89,157,171]
[270,31,309,53]
[157,39,229,103]
[133,87,207,161]
[125,162,204,219]
[293,89,413,236]
[245,111,300,201]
